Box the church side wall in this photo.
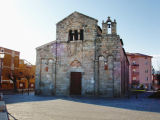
[97,35,122,97]
[120,46,129,96]
[35,43,56,95]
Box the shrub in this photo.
[149,90,160,98]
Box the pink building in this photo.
[127,53,152,89]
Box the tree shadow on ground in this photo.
[4,92,160,113]
[4,92,56,104]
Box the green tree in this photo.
[5,68,20,92]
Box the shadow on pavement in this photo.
[3,91,160,113]
[4,92,57,104]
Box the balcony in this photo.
[132,71,139,75]
[131,63,139,66]
[131,80,139,85]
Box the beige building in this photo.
[35,12,129,97]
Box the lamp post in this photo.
[0,51,5,88]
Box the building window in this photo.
[69,30,73,41]
[132,61,136,64]
[68,29,84,42]
[80,29,84,40]
[133,69,136,72]
[145,61,148,65]
[107,21,111,34]
[133,77,136,80]
[1,49,4,52]
[146,77,148,81]
[145,70,148,73]
[74,30,78,40]
[32,75,34,79]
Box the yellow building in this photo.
[0,47,19,90]
[0,47,35,91]
[16,59,36,91]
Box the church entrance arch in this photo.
[69,59,83,95]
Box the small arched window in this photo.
[80,29,84,40]
[74,30,78,40]
[68,29,84,42]
[107,22,111,34]
[69,30,73,41]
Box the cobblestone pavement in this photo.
[4,92,160,120]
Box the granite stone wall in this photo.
[35,12,129,97]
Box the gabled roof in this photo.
[120,39,124,46]
[36,41,56,50]
[0,46,20,53]
[56,11,98,25]
[126,52,152,58]
[122,48,129,65]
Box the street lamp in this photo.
[0,51,5,88]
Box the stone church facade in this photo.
[35,12,129,97]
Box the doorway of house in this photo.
[70,72,82,95]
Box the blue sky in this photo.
[0,0,160,70]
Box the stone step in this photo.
[0,112,8,120]
[0,101,6,112]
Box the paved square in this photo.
[4,92,160,120]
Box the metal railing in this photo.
[7,112,18,120]
[131,63,139,66]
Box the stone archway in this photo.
[70,59,81,67]
[69,59,83,95]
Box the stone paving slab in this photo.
[6,99,160,120]
[4,93,160,120]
